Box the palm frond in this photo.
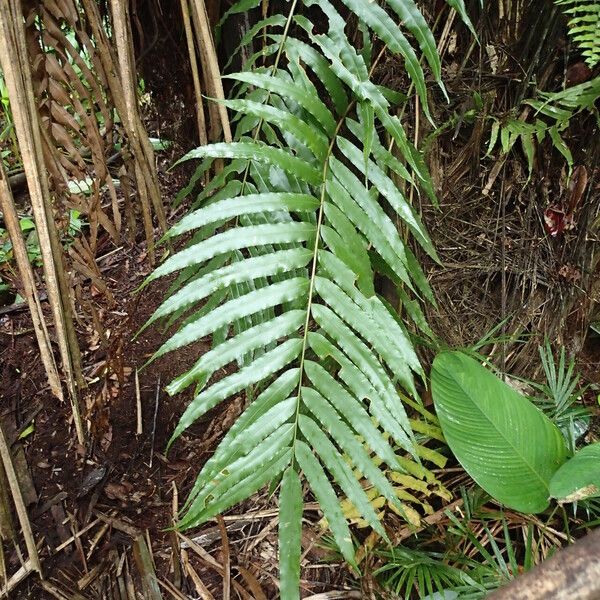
[147,0,450,595]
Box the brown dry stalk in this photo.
[0,423,41,578]
[0,0,85,445]
[132,534,162,600]
[0,160,62,400]
[81,0,167,262]
[109,0,159,263]
[189,0,232,143]
[180,0,209,146]
[0,459,15,543]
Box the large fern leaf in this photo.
[147,0,445,596]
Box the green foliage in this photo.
[0,217,41,269]
[375,545,481,599]
[376,501,542,599]
[550,443,600,502]
[0,210,85,303]
[442,510,538,598]
[0,70,19,171]
[555,0,600,68]
[487,76,600,176]
[432,349,600,516]
[530,339,591,453]
[431,351,567,513]
[148,0,447,593]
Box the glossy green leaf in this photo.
[225,71,336,136]
[279,467,303,600]
[166,312,305,395]
[181,442,293,527]
[177,141,322,185]
[549,443,600,502]
[294,440,356,567]
[168,193,320,237]
[302,388,406,516]
[303,360,400,469]
[337,0,430,117]
[147,223,314,283]
[153,279,308,358]
[168,339,302,446]
[432,351,567,513]
[278,35,349,115]
[146,0,444,582]
[147,250,311,331]
[445,0,478,38]
[219,99,329,160]
[300,414,387,538]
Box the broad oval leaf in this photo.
[431,351,567,513]
[549,443,600,503]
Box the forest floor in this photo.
[1,6,600,598]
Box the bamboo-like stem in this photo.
[109,0,158,263]
[0,559,34,597]
[188,0,221,143]
[11,0,85,397]
[0,423,41,577]
[80,0,167,263]
[180,0,208,145]
[189,0,232,143]
[109,0,167,253]
[0,0,85,446]
[0,161,63,400]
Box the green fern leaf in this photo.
[279,467,303,599]
[555,0,600,68]
[295,440,356,567]
[146,1,448,595]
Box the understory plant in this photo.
[555,0,600,68]
[486,0,600,177]
[144,0,463,594]
[432,349,600,512]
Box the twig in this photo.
[149,376,160,468]
[132,535,163,600]
[179,0,208,145]
[217,516,231,600]
[183,551,216,600]
[67,512,88,573]
[156,577,189,600]
[0,424,41,577]
[41,580,87,600]
[177,532,253,600]
[53,517,101,554]
[135,368,143,436]
[170,482,182,589]
[0,560,34,597]
[189,0,232,142]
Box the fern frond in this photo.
[555,0,600,68]
[148,0,451,596]
[488,76,600,175]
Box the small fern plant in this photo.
[555,0,600,68]
[144,0,448,594]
